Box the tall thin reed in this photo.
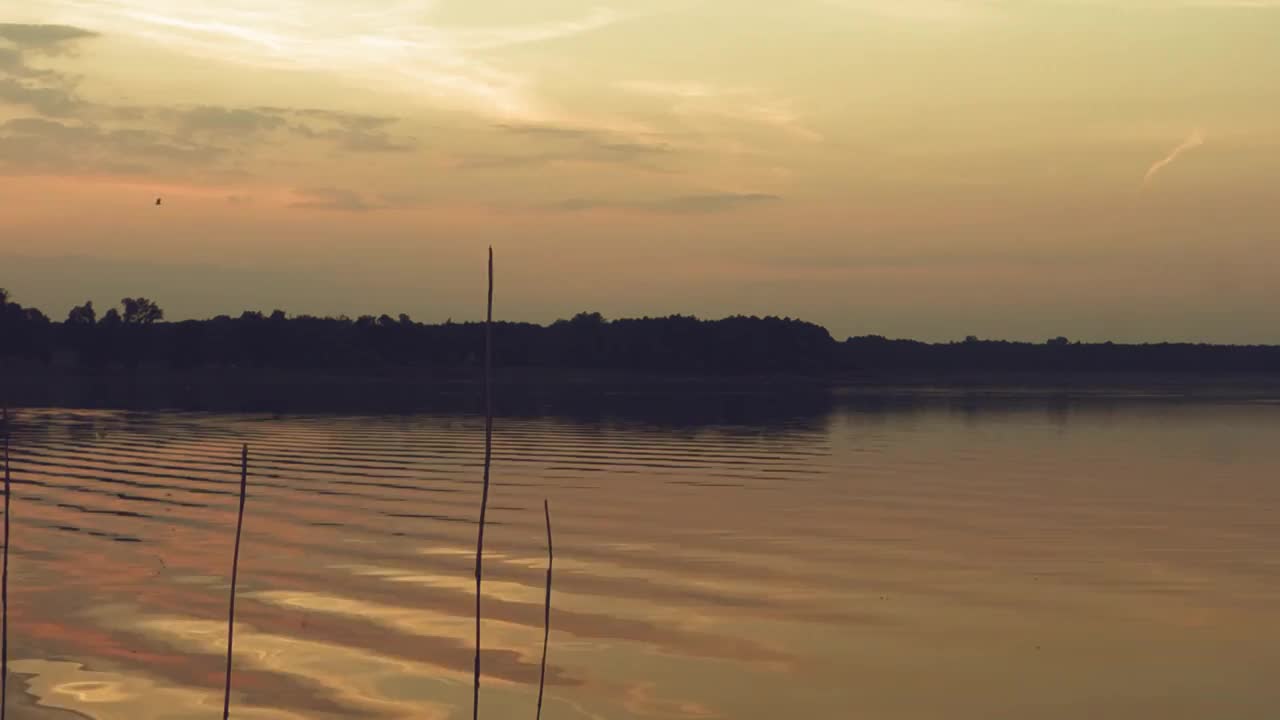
[536,499,553,720]
[223,444,249,720]
[473,247,494,720]
[1,406,10,720]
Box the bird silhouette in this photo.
[155,197,162,206]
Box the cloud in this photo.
[0,102,416,178]
[619,82,821,142]
[0,23,98,117]
[0,116,225,175]
[0,23,98,50]
[454,122,673,171]
[179,106,288,135]
[31,3,626,121]
[0,26,416,180]
[499,123,672,155]
[0,25,414,162]
[0,47,28,74]
[4,116,94,139]
[174,106,415,153]
[288,187,379,212]
[281,110,414,153]
[281,108,394,129]
[0,76,82,115]
[1143,129,1206,186]
[552,192,781,214]
[333,131,414,153]
[497,123,598,141]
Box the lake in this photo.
[3,393,1279,719]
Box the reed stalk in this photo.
[536,499,553,720]
[223,444,249,720]
[473,247,494,720]
[1,406,10,720]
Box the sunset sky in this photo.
[2,1,1277,342]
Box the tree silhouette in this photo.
[0,290,51,364]
[121,298,164,325]
[67,301,97,326]
[1,289,1279,377]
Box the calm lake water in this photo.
[3,395,1279,719]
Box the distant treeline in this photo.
[2,290,1278,375]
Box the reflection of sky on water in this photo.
[4,400,1280,719]
[14,659,312,720]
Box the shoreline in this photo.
[4,367,1279,413]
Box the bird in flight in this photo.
[155,197,162,206]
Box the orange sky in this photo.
[2,3,1279,341]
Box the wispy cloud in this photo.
[26,1,626,121]
[1,22,417,180]
[0,23,97,49]
[620,81,821,142]
[455,121,673,171]
[178,106,287,135]
[0,116,224,176]
[261,108,415,153]
[1143,128,1206,186]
